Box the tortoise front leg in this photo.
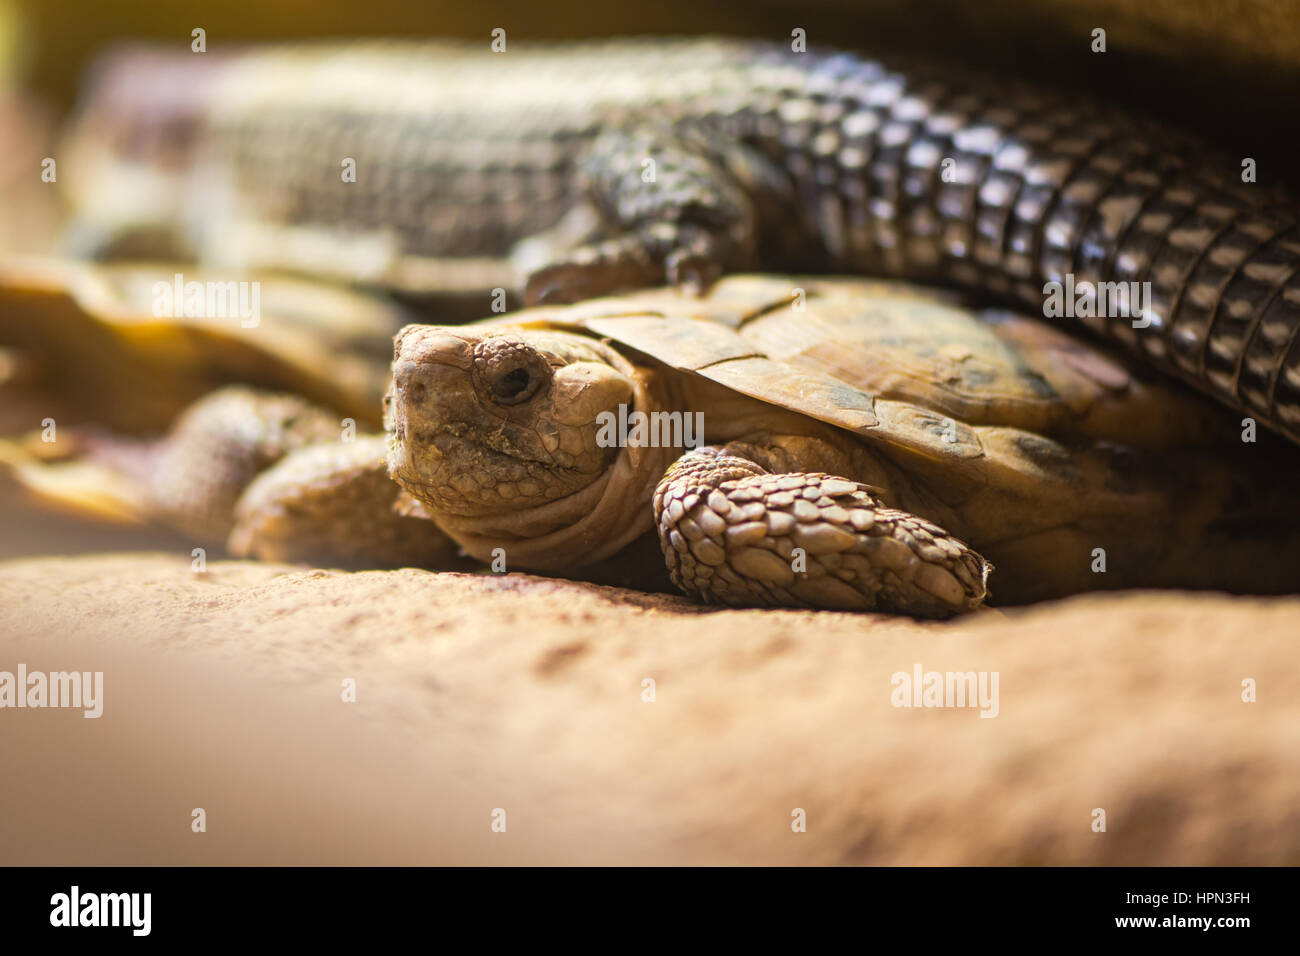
[653,446,992,617]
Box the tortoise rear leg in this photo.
[230,434,467,569]
[653,446,992,617]
[94,385,461,569]
[91,387,345,543]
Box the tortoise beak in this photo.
[386,326,476,479]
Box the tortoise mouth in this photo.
[429,427,569,471]
[387,422,595,517]
[389,419,574,471]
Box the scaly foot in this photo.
[653,447,992,617]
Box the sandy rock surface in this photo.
[1,551,1296,865]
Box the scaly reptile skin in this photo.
[69,38,1300,443]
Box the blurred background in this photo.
[3,0,1300,253]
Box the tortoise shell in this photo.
[501,274,1234,458]
[0,257,409,433]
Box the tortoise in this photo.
[0,257,460,566]
[364,275,1300,614]
[5,269,1299,615]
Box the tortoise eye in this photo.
[490,365,541,404]
[475,336,551,405]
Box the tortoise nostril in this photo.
[409,381,428,403]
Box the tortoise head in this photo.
[386,324,674,568]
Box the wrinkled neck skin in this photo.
[429,349,680,572]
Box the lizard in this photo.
[59,36,1300,446]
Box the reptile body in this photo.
[65,38,1300,444]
